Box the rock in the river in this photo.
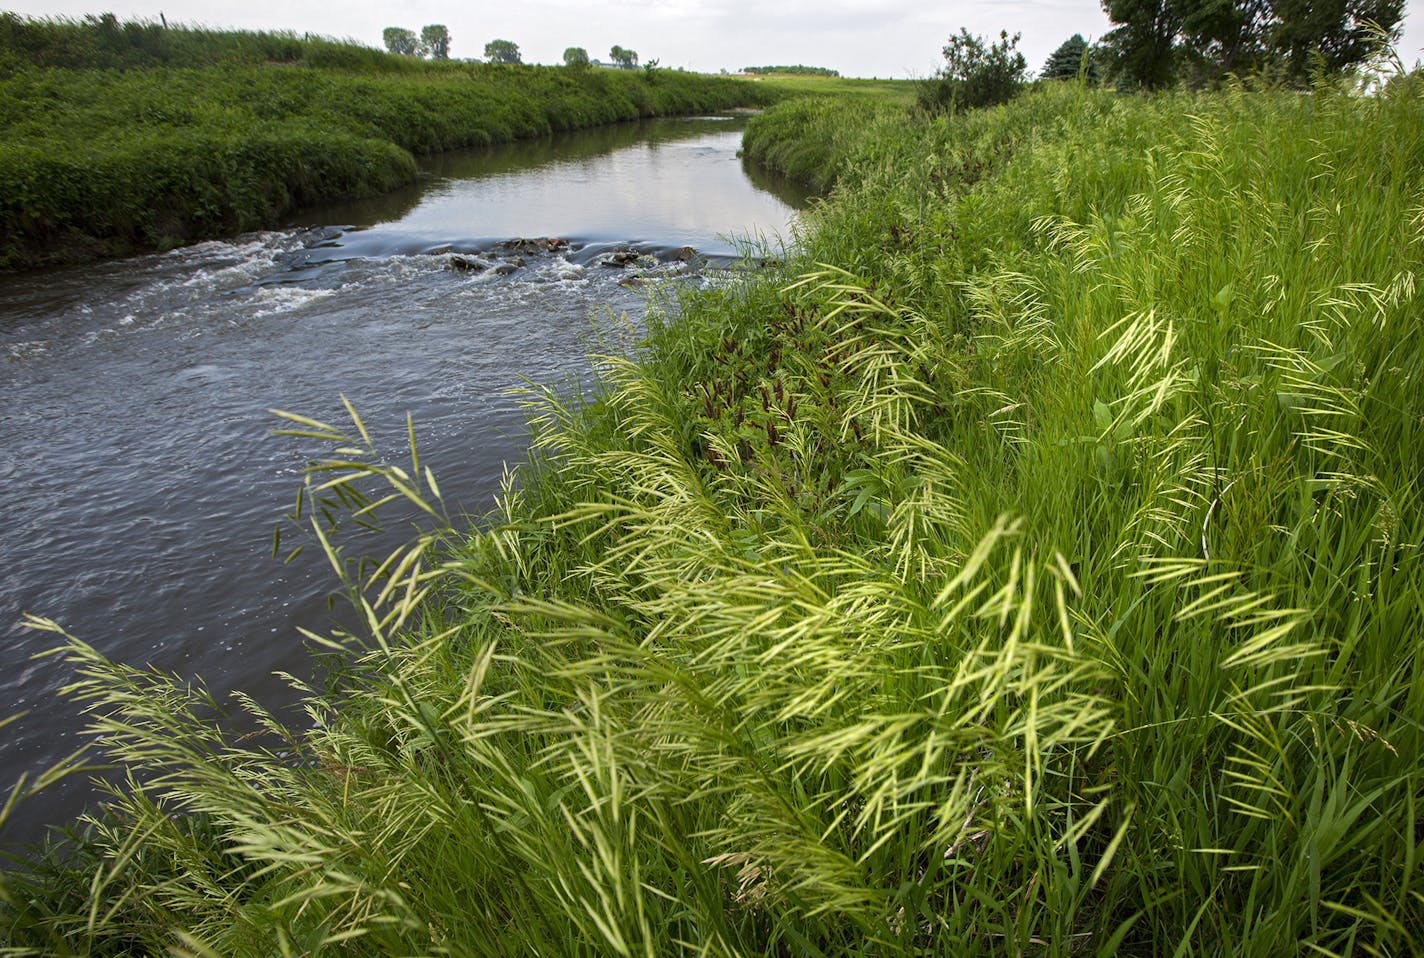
[601,248,641,268]
[449,255,487,273]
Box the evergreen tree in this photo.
[1042,33,1099,82]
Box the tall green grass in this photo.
[0,12,409,73]
[4,77,1423,955]
[0,17,771,270]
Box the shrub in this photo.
[917,28,1027,113]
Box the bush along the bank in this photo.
[0,29,771,269]
[4,78,1424,955]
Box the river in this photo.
[0,115,809,842]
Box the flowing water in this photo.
[0,115,809,842]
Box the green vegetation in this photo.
[0,16,770,270]
[747,72,918,104]
[5,66,1423,954]
[420,25,450,62]
[610,44,639,69]
[381,26,419,57]
[1042,33,1099,83]
[484,38,521,64]
[917,28,1029,113]
[0,12,400,72]
[741,97,905,191]
[563,46,590,70]
[1101,0,1404,87]
[381,25,450,60]
[743,65,840,77]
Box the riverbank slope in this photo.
[4,79,1423,954]
[0,17,771,270]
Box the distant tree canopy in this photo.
[484,38,521,64]
[1042,33,1100,82]
[383,24,449,59]
[1101,0,1404,88]
[918,29,1027,113]
[420,24,449,60]
[563,46,589,69]
[609,44,638,69]
[382,27,418,57]
[742,65,840,76]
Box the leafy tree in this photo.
[563,46,589,69]
[420,24,450,60]
[1102,0,1403,87]
[609,44,638,69]
[1042,33,1100,81]
[1100,0,1182,87]
[382,27,418,56]
[1175,0,1269,74]
[1269,0,1403,75]
[917,29,1027,113]
[484,38,521,64]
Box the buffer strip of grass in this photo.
[2,79,1422,955]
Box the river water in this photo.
[0,115,809,842]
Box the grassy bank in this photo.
[0,17,771,271]
[5,76,1424,955]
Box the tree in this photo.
[918,29,1027,113]
[1042,33,1100,81]
[484,39,521,64]
[1100,0,1182,87]
[609,44,638,69]
[1175,0,1270,75]
[563,46,590,69]
[1269,0,1403,76]
[420,24,450,60]
[1101,0,1404,87]
[382,27,418,56]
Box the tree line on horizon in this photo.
[381,29,647,71]
[742,65,840,77]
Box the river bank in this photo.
[4,76,1423,953]
[0,20,773,270]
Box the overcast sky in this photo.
[7,0,1424,78]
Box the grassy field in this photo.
[0,16,772,271]
[4,70,1424,956]
[748,72,918,104]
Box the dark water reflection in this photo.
[0,114,806,844]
